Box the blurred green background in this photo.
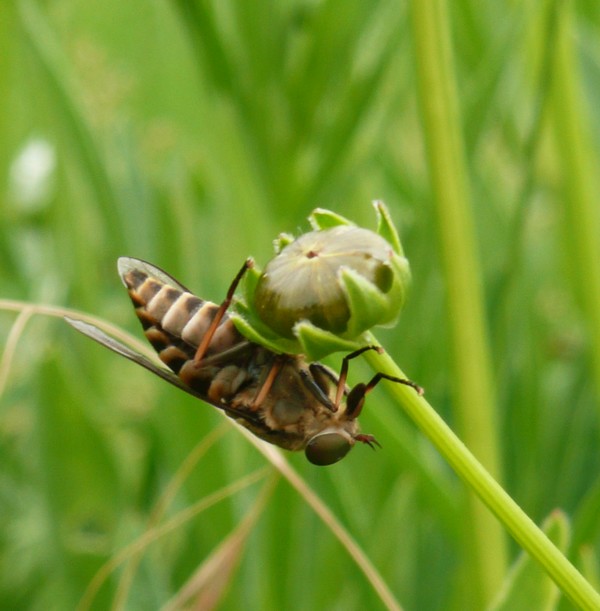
[2,1,600,609]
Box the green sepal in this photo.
[374,200,404,256]
[340,267,395,338]
[229,312,296,354]
[241,263,262,306]
[231,295,301,354]
[273,232,295,253]
[293,320,363,361]
[308,208,354,230]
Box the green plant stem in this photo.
[363,342,600,611]
[550,1,600,404]
[410,0,506,603]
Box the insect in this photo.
[66,258,422,466]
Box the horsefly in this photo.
[66,257,422,465]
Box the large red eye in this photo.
[305,431,353,466]
[254,226,395,338]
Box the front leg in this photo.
[193,258,254,364]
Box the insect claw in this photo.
[354,434,381,450]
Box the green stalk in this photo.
[550,1,600,403]
[409,0,506,603]
[363,343,600,611]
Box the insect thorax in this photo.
[235,358,360,451]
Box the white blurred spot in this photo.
[9,138,56,211]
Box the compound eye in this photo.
[305,432,352,466]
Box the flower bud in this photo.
[254,226,405,338]
[231,201,411,360]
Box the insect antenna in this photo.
[193,258,253,365]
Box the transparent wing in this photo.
[117,257,192,292]
[65,316,203,396]
[65,315,266,428]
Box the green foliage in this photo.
[1,1,600,610]
[488,512,568,611]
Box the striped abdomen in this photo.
[121,267,246,375]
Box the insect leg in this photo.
[334,345,383,409]
[193,258,254,365]
[301,367,336,410]
[308,362,340,388]
[354,434,382,449]
[346,372,424,418]
[250,356,285,410]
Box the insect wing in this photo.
[64,317,263,426]
[117,257,192,293]
[64,317,202,397]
